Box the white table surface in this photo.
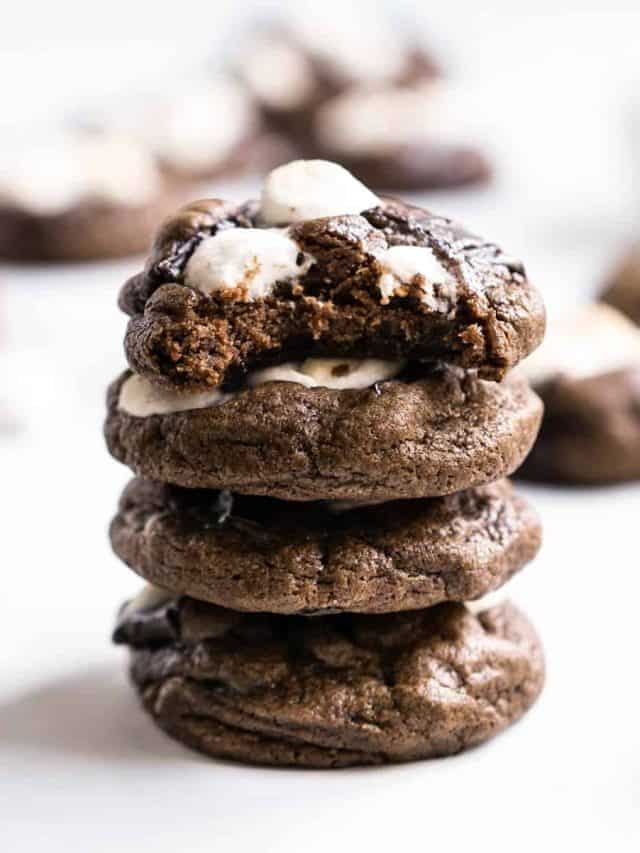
[2,9,640,848]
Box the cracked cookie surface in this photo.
[110,478,541,614]
[105,367,543,500]
[114,595,544,768]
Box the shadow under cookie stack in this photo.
[106,160,546,768]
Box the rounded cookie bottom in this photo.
[117,596,545,768]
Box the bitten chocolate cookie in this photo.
[114,591,544,768]
[519,303,640,484]
[120,160,544,389]
[601,243,640,326]
[105,365,543,500]
[0,129,179,262]
[110,478,541,614]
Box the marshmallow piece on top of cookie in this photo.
[378,245,455,305]
[183,160,381,299]
[184,227,314,300]
[521,303,640,386]
[260,159,380,224]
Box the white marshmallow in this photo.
[184,227,314,299]
[238,38,315,110]
[521,303,640,386]
[151,80,255,171]
[260,160,380,225]
[248,357,404,390]
[466,590,507,614]
[122,584,173,615]
[118,358,404,419]
[118,373,226,417]
[0,130,160,215]
[315,84,477,156]
[377,244,455,304]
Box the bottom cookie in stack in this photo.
[114,593,543,768]
[111,478,545,768]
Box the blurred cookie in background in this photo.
[0,128,178,262]
[235,15,438,141]
[518,303,640,485]
[234,16,489,191]
[601,243,640,326]
[312,83,491,191]
[140,78,284,185]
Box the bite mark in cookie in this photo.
[120,160,544,390]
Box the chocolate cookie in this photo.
[601,243,640,326]
[105,366,543,500]
[518,368,640,484]
[311,85,491,191]
[114,593,544,767]
[120,161,544,390]
[323,144,491,193]
[235,19,438,141]
[110,478,541,614]
[519,303,640,484]
[0,129,179,262]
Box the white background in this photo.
[1,2,640,850]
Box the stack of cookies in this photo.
[105,160,546,767]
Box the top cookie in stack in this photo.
[106,160,544,501]
[106,161,546,767]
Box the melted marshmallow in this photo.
[122,584,173,617]
[152,80,255,171]
[260,160,380,225]
[248,358,405,390]
[0,130,160,215]
[118,357,403,419]
[118,373,226,417]
[378,245,455,304]
[466,590,507,614]
[521,303,640,386]
[184,228,314,299]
